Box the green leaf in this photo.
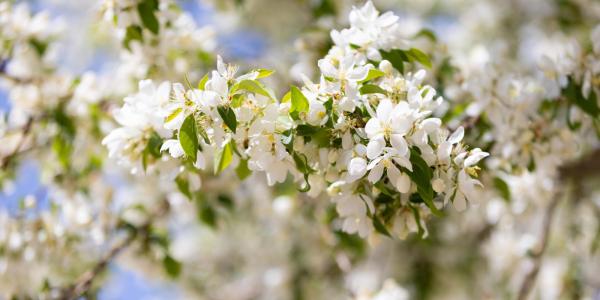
[217,194,234,210]
[137,0,160,34]
[163,255,182,278]
[179,114,199,162]
[493,177,511,202]
[231,79,273,99]
[407,148,442,216]
[165,108,182,123]
[290,86,309,113]
[380,49,408,74]
[29,39,48,56]
[217,106,237,133]
[146,132,163,158]
[214,140,233,174]
[406,48,432,68]
[372,215,392,237]
[198,202,217,228]
[281,91,291,103]
[360,68,386,83]
[359,84,388,95]
[563,77,599,118]
[296,124,319,136]
[123,25,143,51]
[230,94,244,108]
[414,28,437,42]
[197,73,209,90]
[52,136,73,170]
[254,68,275,78]
[408,205,426,238]
[175,175,192,200]
[235,159,252,180]
[292,152,313,174]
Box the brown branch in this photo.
[1,117,33,169]
[60,200,170,299]
[516,147,600,300]
[516,188,562,300]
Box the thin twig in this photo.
[1,117,33,169]
[516,188,562,300]
[516,148,600,300]
[60,200,170,299]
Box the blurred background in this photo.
[1,0,600,299]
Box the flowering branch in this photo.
[103,2,489,239]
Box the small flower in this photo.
[365,99,413,158]
[366,147,412,193]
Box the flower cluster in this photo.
[104,2,488,239]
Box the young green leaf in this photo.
[290,86,309,113]
[197,200,217,228]
[137,0,160,35]
[360,68,385,83]
[179,114,199,162]
[123,25,143,51]
[254,68,275,78]
[414,28,437,42]
[163,255,182,278]
[197,73,209,90]
[359,84,388,95]
[175,175,192,200]
[372,215,392,238]
[406,48,432,68]
[281,90,291,103]
[217,106,237,133]
[214,140,234,174]
[380,49,408,74]
[231,79,274,99]
[407,148,442,216]
[408,205,426,239]
[563,77,599,118]
[235,159,252,180]
[493,177,511,202]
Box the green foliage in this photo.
[235,158,252,180]
[408,204,426,238]
[162,255,182,278]
[493,177,511,202]
[380,49,408,73]
[406,148,442,216]
[197,73,209,90]
[217,106,237,133]
[197,198,217,228]
[405,48,432,68]
[292,152,314,192]
[563,77,599,118]
[142,132,163,171]
[179,114,199,162]
[313,0,336,18]
[372,215,392,237]
[380,48,432,73]
[360,68,385,83]
[231,79,274,99]
[137,0,160,35]
[290,86,309,119]
[254,68,275,78]
[29,39,48,56]
[123,25,143,50]
[175,175,192,200]
[214,140,234,174]
[359,84,388,95]
[414,28,437,42]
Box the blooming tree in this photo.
[0,0,599,299]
